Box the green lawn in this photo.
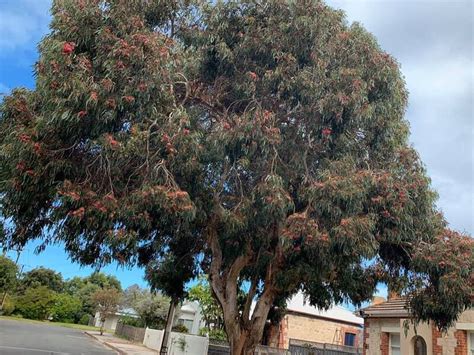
[0,315,104,332]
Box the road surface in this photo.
[0,318,116,354]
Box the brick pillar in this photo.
[380,332,389,355]
[278,316,289,350]
[363,319,370,355]
[432,324,443,355]
[454,330,468,355]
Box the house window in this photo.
[390,333,400,355]
[344,332,356,347]
[413,336,427,355]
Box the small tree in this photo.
[188,278,224,332]
[92,287,122,335]
[123,284,170,328]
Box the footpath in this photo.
[86,331,157,355]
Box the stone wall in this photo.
[280,312,362,349]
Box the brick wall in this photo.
[363,319,369,355]
[433,325,443,355]
[454,330,467,355]
[380,332,389,355]
[282,313,362,349]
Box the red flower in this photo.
[62,42,75,55]
[77,110,87,118]
[33,142,42,154]
[90,91,98,101]
[183,128,190,135]
[16,161,26,171]
[19,133,31,143]
[122,95,135,103]
[248,71,258,81]
[381,210,391,218]
[105,134,119,148]
[322,128,332,136]
[223,122,231,130]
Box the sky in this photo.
[0,0,472,295]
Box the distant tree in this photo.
[0,255,18,293]
[86,271,122,292]
[122,284,170,329]
[92,287,122,335]
[15,286,56,320]
[20,267,64,292]
[64,272,122,319]
[51,293,83,323]
[188,278,224,331]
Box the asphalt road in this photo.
[0,318,116,355]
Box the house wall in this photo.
[280,312,362,349]
[363,309,474,355]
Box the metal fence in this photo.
[289,339,362,355]
[115,322,146,343]
[208,343,290,355]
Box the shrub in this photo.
[51,293,82,323]
[15,286,56,320]
[172,324,188,333]
[78,314,91,325]
[0,294,15,316]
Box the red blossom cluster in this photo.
[62,42,75,55]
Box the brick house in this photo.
[273,292,364,350]
[358,297,474,355]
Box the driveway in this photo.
[0,318,116,354]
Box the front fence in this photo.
[289,339,362,355]
[208,342,290,355]
[115,322,146,343]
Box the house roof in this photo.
[358,297,410,318]
[285,292,364,326]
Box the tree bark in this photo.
[206,217,281,355]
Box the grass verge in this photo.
[0,315,104,332]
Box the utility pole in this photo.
[160,297,178,355]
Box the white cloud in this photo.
[328,0,473,235]
[0,0,50,54]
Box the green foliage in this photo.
[0,255,18,292]
[0,0,471,350]
[19,267,64,293]
[1,294,15,315]
[188,277,223,330]
[119,315,144,328]
[51,293,83,323]
[15,286,56,320]
[122,284,170,329]
[78,313,91,325]
[172,324,189,334]
[64,272,122,318]
[199,327,227,341]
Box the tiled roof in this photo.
[358,297,410,318]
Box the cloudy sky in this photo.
[0,0,472,289]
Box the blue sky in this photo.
[0,0,472,296]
